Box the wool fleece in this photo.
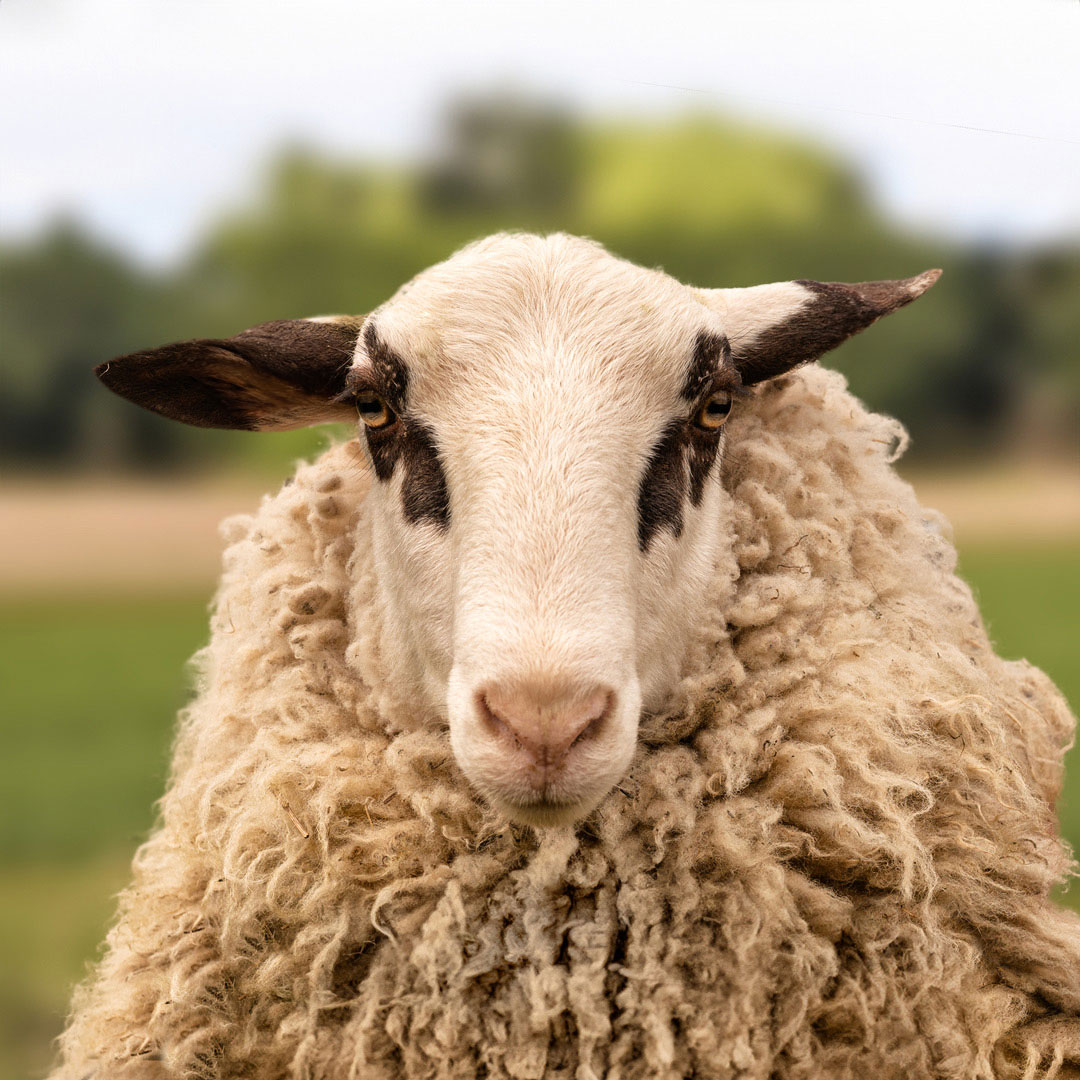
[53,365,1080,1080]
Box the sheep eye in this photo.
[695,390,733,430]
[354,391,395,429]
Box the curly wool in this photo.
[54,366,1080,1080]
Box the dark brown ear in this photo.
[95,317,365,430]
[700,270,941,385]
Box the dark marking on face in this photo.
[687,425,722,506]
[638,421,688,552]
[359,322,409,413]
[400,422,451,526]
[682,332,731,401]
[344,324,451,529]
[637,333,734,552]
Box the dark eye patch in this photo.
[359,323,409,413]
[637,332,735,552]
[682,331,730,400]
[398,423,450,526]
[638,421,689,551]
[343,325,450,530]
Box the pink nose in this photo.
[479,680,613,776]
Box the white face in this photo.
[99,230,937,827]
[341,236,738,820]
[347,235,736,824]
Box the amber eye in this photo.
[695,390,733,430]
[354,391,395,429]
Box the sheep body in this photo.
[54,365,1080,1079]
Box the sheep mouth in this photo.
[492,791,604,828]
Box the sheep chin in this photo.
[488,789,608,828]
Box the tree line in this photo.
[3,98,1077,474]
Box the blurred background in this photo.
[2,1,1078,1075]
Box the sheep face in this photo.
[95,232,939,826]
[352,234,738,824]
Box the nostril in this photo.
[478,682,614,768]
[477,692,522,749]
[568,693,610,747]
[570,699,604,743]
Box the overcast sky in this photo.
[3,0,1079,264]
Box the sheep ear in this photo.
[701,270,941,386]
[95,317,365,431]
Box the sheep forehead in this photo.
[366,233,715,415]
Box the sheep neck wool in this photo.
[54,366,1080,1080]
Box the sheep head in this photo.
[96,233,939,826]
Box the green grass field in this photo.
[0,593,211,1080]
[1,542,1077,1079]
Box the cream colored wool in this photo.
[54,365,1080,1080]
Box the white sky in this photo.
[3,0,1079,264]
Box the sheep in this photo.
[53,232,1079,1080]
